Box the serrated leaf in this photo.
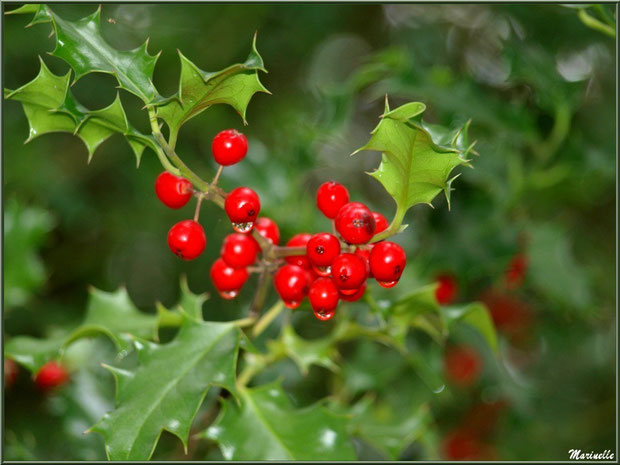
[349,396,433,460]
[4,4,52,27]
[47,6,162,103]
[353,98,472,213]
[269,324,339,375]
[441,302,498,353]
[5,279,203,373]
[204,380,356,460]
[3,199,55,309]
[90,316,240,460]
[156,34,269,136]
[5,58,155,163]
[4,334,67,373]
[388,284,498,352]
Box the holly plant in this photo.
[4,4,495,461]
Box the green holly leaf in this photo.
[348,396,433,460]
[268,323,339,375]
[156,33,269,138]
[204,380,356,460]
[5,58,155,164]
[50,6,162,103]
[89,315,240,460]
[5,279,202,373]
[3,199,55,309]
[4,4,52,27]
[353,98,472,218]
[4,334,67,373]
[389,284,498,352]
[441,302,498,353]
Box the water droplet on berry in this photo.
[338,288,358,296]
[313,265,332,277]
[283,299,301,309]
[378,280,398,288]
[314,308,336,321]
[232,222,254,233]
[218,289,239,299]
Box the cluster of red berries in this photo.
[154,129,407,321]
[4,359,69,392]
[272,182,406,320]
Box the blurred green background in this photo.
[3,3,616,461]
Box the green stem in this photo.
[370,203,407,243]
[252,300,285,337]
[272,245,307,258]
[249,270,272,318]
[578,8,616,37]
[231,316,257,328]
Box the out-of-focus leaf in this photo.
[89,315,240,460]
[155,33,269,138]
[5,279,203,373]
[4,4,52,27]
[5,58,155,163]
[348,396,433,460]
[353,98,472,216]
[203,380,356,460]
[441,302,498,353]
[3,199,54,308]
[268,324,339,375]
[527,223,591,312]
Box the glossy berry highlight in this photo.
[307,233,341,269]
[167,220,206,260]
[210,258,249,299]
[331,253,368,291]
[254,217,280,245]
[369,241,406,287]
[221,233,259,268]
[309,278,339,320]
[285,233,312,269]
[212,129,248,166]
[155,171,193,209]
[274,264,309,308]
[335,202,376,244]
[35,361,69,391]
[225,187,260,230]
[316,181,350,219]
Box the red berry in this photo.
[4,359,18,388]
[274,264,309,308]
[221,233,259,268]
[254,217,280,245]
[369,241,406,287]
[210,258,249,299]
[225,187,260,229]
[354,247,372,277]
[155,172,193,209]
[334,202,376,244]
[309,278,339,319]
[212,129,248,166]
[435,274,458,305]
[316,181,350,219]
[284,233,312,269]
[35,361,69,391]
[480,290,533,343]
[339,283,366,302]
[331,253,368,290]
[505,253,528,289]
[443,345,482,387]
[307,233,341,269]
[372,212,389,235]
[442,429,485,460]
[167,220,206,260]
